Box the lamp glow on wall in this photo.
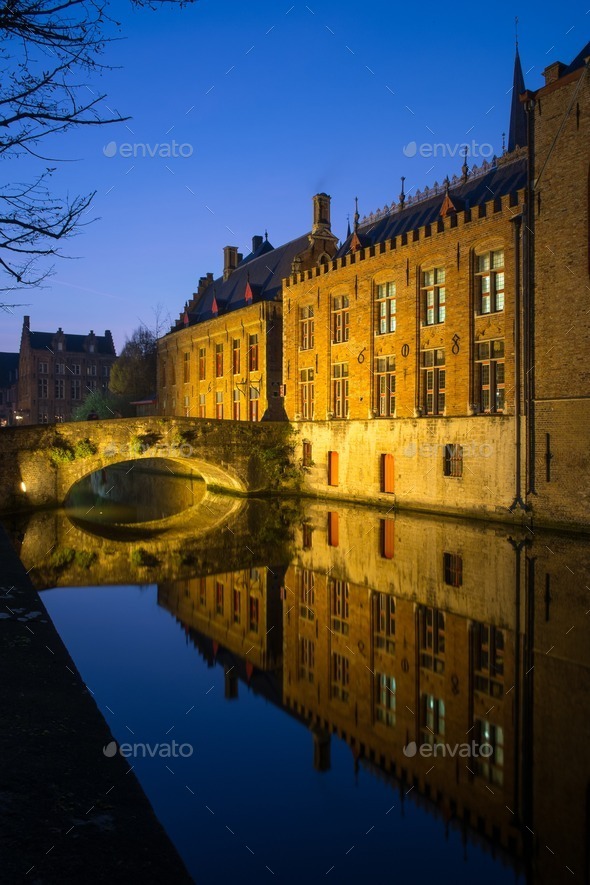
[20,481,26,493]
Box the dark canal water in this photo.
[9,464,590,884]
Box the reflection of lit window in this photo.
[420,693,445,744]
[375,673,396,726]
[474,719,504,786]
[331,652,349,702]
[419,606,445,673]
[473,623,504,697]
[300,569,315,620]
[299,637,315,683]
[199,578,206,606]
[215,581,224,615]
[330,580,349,635]
[249,596,259,632]
[374,592,395,653]
[233,588,241,624]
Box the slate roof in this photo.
[336,156,527,257]
[563,40,590,75]
[24,329,116,355]
[181,232,312,327]
[0,352,19,386]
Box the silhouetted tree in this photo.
[109,325,157,400]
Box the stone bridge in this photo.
[0,417,299,514]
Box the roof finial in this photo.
[346,213,351,238]
[398,176,406,209]
[461,146,469,181]
[502,131,506,154]
[264,229,268,241]
[353,196,359,232]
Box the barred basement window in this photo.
[476,250,504,314]
[421,267,446,325]
[475,339,505,413]
[332,295,350,343]
[375,356,396,417]
[443,552,463,586]
[420,349,445,415]
[376,282,396,334]
[300,368,314,419]
[300,305,315,350]
[302,440,313,467]
[443,444,463,477]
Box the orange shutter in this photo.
[381,518,394,559]
[328,512,339,547]
[382,453,394,493]
[328,451,339,486]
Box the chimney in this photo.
[252,235,263,253]
[312,193,332,234]
[543,61,565,85]
[23,315,30,329]
[223,246,239,281]
[197,274,214,296]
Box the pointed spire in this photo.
[353,197,359,232]
[346,214,351,238]
[398,177,405,209]
[508,29,527,152]
[461,146,469,181]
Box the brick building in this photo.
[157,195,337,421]
[0,352,19,426]
[16,316,117,424]
[282,42,590,529]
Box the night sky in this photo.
[1,0,586,352]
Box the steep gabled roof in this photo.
[563,39,590,75]
[24,330,116,355]
[336,157,526,257]
[183,233,311,326]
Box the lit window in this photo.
[199,347,206,380]
[332,363,349,418]
[232,339,240,375]
[332,295,350,343]
[299,368,314,419]
[375,356,395,416]
[421,267,446,325]
[248,334,259,371]
[249,386,259,422]
[198,393,206,418]
[477,250,504,314]
[300,305,315,350]
[376,282,396,334]
[233,389,240,421]
[475,339,505,413]
[420,349,445,415]
[215,391,223,419]
[215,344,223,377]
[183,352,190,383]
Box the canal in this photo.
[4,463,589,884]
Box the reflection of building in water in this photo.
[158,566,285,672]
[157,504,590,883]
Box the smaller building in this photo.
[0,353,19,426]
[16,316,117,424]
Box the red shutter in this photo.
[328,512,339,547]
[382,453,394,493]
[328,451,339,486]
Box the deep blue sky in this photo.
[1,0,587,352]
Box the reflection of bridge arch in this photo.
[0,416,296,511]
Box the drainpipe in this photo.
[509,214,527,513]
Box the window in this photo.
[419,606,445,673]
[300,305,315,350]
[332,295,350,343]
[199,347,206,380]
[37,412,48,424]
[300,568,315,620]
[443,444,463,478]
[87,363,97,377]
[331,653,350,702]
[56,363,65,375]
[183,352,190,383]
[71,379,81,400]
[249,596,259,632]
[199,393,206,418]
[215,581,224,615]
[443,552,463,586]
[332,363,349,418]
[102,365,110,378]
[375,356,396,416]
[232,339,240,375]
[302,440,312,467]
[299,638,315,683]
[420,694,446,744]
[233,588,241,624]
[376,282,396,334]
[373,592,395,653]
[183,394,190,416]
[38,378,48,398]
[233,389,241,421]
[215,391,223,419]
[302,523,313,549]
[215,344,223,377]
[55,379,65,400]
[199,578,206,607]
[475,340,505,413]
[380,518,395,559]
[474,719,504,786]
[421,267,446,324]
[88,343,95,353]
[70,363,81,375]
[249,386,259,422]
[300,368,315,419]
[477,250,504,314]
[330,580,349,635]
[87,380,97,393]
[381,453,395,493]
[328,450,339,486]
[473,623,504,697]
[420,349,445,415]
[375,674,396,726]
[38,361,48,374]
[248,334,259,371]
[57,341,63,352]
[327,511,339,547]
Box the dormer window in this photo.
[89,343,95,353]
